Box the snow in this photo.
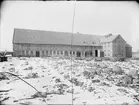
[0,57,139,105]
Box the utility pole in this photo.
[70,0,76,105]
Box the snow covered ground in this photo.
[0,57,139,105]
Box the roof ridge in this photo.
[14,28,105,37]
[14,28,74,35]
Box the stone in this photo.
[127,69,138,79]
[112,65,123,74]
[133,78,139,84]
[88,86,95,92]
[25,73,39,79]
[8,67,15,72]
[92,79,100,83]
[122,75,133,86]
[117,88,129,94]
[100,82,111,87]
[83,70,94,79]
[55,78,61,83]
[24,66,33,70]
[0,73,9,80]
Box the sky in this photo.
[1,1,139,52]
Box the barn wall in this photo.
[126,47,132,58]
[13,43,102,58]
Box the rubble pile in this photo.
[0,57,139,104]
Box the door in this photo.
[95,50,98,57]
[100,51,104,57]
[76,51,81,57]
[36,51,40,57]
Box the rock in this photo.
[121,75,133,86]
[133,95,139,101]
[55,78,61,83]
[69,78,83,86]
[31,91,47,98]
[127,69,138,79]
[66,88,74,93]
[133,78,139,84]
[24,66,33,70]
[103,68,112,74]
[100,82,111,87]
[92,79,100,83]
[112,65,123,74]
[99,63,107,68]
[117,88,129,94]
[8,67,15,72]
[64,74,70,79]
[25,73,39,79]
[88,86,95,92]
[83,71,92,79]
[24,61,29,65]
[106,76,114,81]
[0,73,9,80]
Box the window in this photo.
[76,51,81,57]
[61,51,63,55]
[85,51,91,57]
[31,51,33,55]
[90,51,93,56]
[22,51,24,55]
[92,42,95,44]
[73,51,75,55]
[53,51,56,55]
[57,51,59,55]
[70,51,72,55]
[46,51,48,55]
[26,50,28,56]
[65,51,68,56]
[49,50,52,55]
[85,52,88,57]
[42,51,44,55]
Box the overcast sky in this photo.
[1,1,139,52]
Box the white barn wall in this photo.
[13,43,102,58]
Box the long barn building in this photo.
[12,28,132,58]
[13,28,103,58]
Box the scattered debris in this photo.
[0,57,139,104]
[24,73,39,79]
[0,72,9,80]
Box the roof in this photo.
[99,33,119,43]
[13,28,101,46]
[126,43,132,47]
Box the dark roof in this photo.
[13,28,101,46]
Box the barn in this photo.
[12,28,103,58]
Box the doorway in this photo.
[36,51,40,57]
[95,50,98,57]
[76,51,81,57]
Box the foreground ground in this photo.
[0,57,139,105]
